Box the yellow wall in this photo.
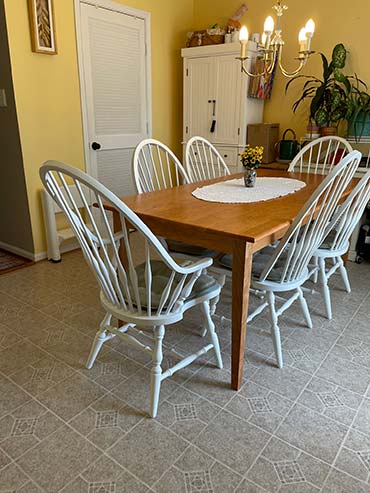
[194,0,370,137]
[4,0,193,255]
[5,0,370,256]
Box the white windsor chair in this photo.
[40,161,223,418]
[288,136,353,175]
[133,138,217,259]
[185,136,231,182]
[247,151,361,368]
[313,168,370,319]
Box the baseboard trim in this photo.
[34,242,81,262]
[0,241,35,261]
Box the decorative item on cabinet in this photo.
[186,27,225,47]
[247,123,279,163]
[28,0,57,55]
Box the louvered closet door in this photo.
[80,2,149,197]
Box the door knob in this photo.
[91,141,101,150]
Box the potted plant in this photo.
[286,43,350,136]
[240,145,264,187]
[345,75,370,141]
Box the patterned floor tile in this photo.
[0,398,64,459]
[250,364,312,402]
[276,403,348,463]
[194,409,271,475]
[156,386,221,441]
[69,393,144,450]
[298,376,363,427]
[225,380,293,433]
[17,424,101,491]
[60,454,150,492]
[10,355,75,397]
[107,419,188,487]
[316,353,370,394]
[247,436,330,491]
[37,372,106,421]
[0,374,31,419]
[321,467,370,492]
[0,462,30,491]
[155,445,242,493]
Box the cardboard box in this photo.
[247,123,280,163]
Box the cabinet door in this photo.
[213,55,242,144]
[184,57,216,140]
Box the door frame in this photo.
[74,0,152,176]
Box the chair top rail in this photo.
[185,136,230,183]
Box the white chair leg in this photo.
[313,255,319,284]
[297,287,313,329]
[86,313,112,369]
[338,256,351,293]
[201,273,227,337]
[267,291,283,369]
[201,301,223,369]
[319,257,332,320]
[150,325,165,418]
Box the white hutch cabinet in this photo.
[181,41,264,170]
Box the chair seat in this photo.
[134,260,219,308]
[166,239,218,257]
[219,246,289,282]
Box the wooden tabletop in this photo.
[118,169,339,253]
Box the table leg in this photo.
[231,240,253,390]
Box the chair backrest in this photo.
[133,138,189,194]
[185,136,230,182]
[40,161,210,322]
[324,169,370,252]
[260,150,361,284]
[288,136,353,175]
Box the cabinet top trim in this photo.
[181,40,257,58]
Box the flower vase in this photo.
[244,169,257,188]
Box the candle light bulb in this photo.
[298,27,307,42]
[263,16,274,35]
[305,18,315,36]
[261,32,267,46]
[239,26,249,43]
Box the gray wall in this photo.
[0,0,34,255]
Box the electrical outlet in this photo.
[0,89,7,108]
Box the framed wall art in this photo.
[28,0,57,55]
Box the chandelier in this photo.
[238,0,315,78]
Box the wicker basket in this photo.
[186,29,225,47]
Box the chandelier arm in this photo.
[239,53,276,78]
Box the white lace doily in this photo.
[192,177,306,203]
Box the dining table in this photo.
[110,167,358,391]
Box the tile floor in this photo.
[0,246,370,492]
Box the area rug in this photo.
[0,249,34,275]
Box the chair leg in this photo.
[319,257,332,320]
[150,325,165,418]
[201,301,223,369]
[297,287,313,329]
[267,291,283,369]
[313,255,319,284]
[337,256,351,293]
[86,313,111,369]
[201,273,227,337]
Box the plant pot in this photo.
[320,126,337,137]
[244,169,257,188]
[348,112,370,139]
